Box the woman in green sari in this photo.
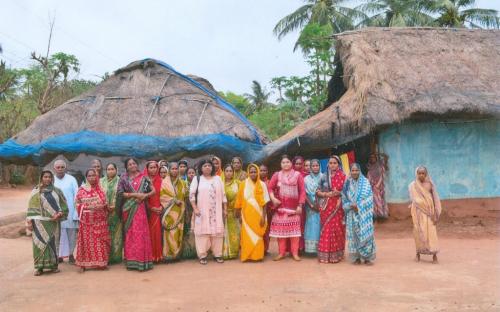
[181,167,198,259]
[160,162,188,261]
[100,163,122,264]
[27,170,68,276]
[222,164,241,260]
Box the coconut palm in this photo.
[427,0,499,28]
[273,0,366,49]
[357,0,436,27]
[244,81,272,112]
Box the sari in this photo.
[408,168,442,255]
[317,169,346,262]
[367,158,388,218]
[116,172,154,271]
[304,170,323,254]
[212,156,223,176]
[262,177,273,253]
[27,185,68,271]
[181,178,197,259]
[160,174,188,261]
[143,164,163,263]
[342,169,376,263]
[75,183,110,268]
[100,176,122,264]
[222,179,241,259]
[235,164,270,261]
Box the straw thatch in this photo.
[12,59,269,145]
[265,28,500,158]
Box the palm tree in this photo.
[244,81,271,112]
[357,0,436,27]
[273,0,366,50]
[427,0,499,28]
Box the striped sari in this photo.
[27,185,68,271]
[160,175,188,261]
[342,173,376,263]
[100,176,122,264]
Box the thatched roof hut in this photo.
[264,28,500,213]
[0,59,269,165]
[265,28,500,159]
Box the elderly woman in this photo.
[189,159,228,264]
[342,163,376,265]
[27,170,68,276]
[409,166,442,263]
[75,169,110,272]
[116,158,155,271]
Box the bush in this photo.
[9,171,26,185]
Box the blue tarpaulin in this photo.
[0,131,266,164]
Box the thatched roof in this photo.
[265,28,500,158]
[13,59,268,145]
[1,59,269,164]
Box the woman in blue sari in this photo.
[342,163,376,265]
[303,159,322,254]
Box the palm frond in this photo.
[273,4,313,40]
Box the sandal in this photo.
[214,257,224,264]
[199,258,208,265]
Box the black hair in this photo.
[39,170,54,184]
[85,168,97,177]
[179,160,188,166]
[197,159,215,176]
[280,154,291,162]
[124,158,138,170]
[106,163,117,170]
[223,163,233,171]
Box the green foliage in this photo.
[427,0,499,28]
[218,91,253,116]
[356,0,436,27]
[9,170,25,185]
[0,53,96,142]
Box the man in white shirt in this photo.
[53,159,79,264]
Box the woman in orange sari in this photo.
[409,166,442,263]
[235,164,270,261]
[143,161,163,263]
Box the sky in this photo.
[1,0,498,99]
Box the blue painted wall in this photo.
[379,119,500,203]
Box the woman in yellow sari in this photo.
[160,162,188,261]
[222,164,241,260]
[409,166,442,264]
[235,164,270,262]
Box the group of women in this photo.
[26,152,441,276]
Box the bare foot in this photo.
[292,255,301,261]
[79,267,85,273]
[34,269,43,276]
[364,260,374,266]
[51,269,60,273]
[353,259,361,265]
[273,255,286,261]
[416,253,420,262]
[432,254,438,264]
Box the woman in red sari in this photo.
[268,155,306,261]
[143,161,163,263]
[316,155,347,263]
[116,158,155,271]
[75,169,110,272]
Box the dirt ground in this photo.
[0,188,499,312]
